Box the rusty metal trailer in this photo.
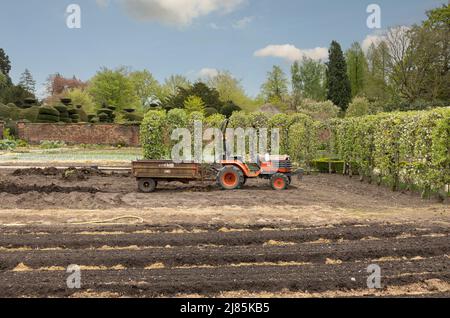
[132,160,215,193]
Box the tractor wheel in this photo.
[138,178,157,193]
[270,174,289,191]
[217,166,244,190]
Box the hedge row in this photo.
[141,110,317,163]
[330,108,450,194]
[141,108,449,194]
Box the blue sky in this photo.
[0,0,447,98]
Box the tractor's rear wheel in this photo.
[270,173,289,191]
[217,166,244,190]
[138,178,157,193]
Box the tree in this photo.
[207,70,256,111]
[346,42,368,97]
[365,42,389,101]
[326,41,352,111]
[0,48,11,81]
[260,65,289,103]
[346,97,370,117]
[291,61,302,106]
[163,82,224,111]
[297,99,340,122]
[0,72,7,88]
[184,95,205,114]
[66,88,96,114]
[298,57,327,101]
[88,67,140,112]
[46,73,87,96]
[162,75,191,96]
[18,69,36,94]
[129,70,163,109]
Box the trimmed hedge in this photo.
[140,107,449,195]
[332,108,450,194]
[141,110,168,159]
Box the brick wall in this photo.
[0,121,4,139]
[17,122,140,146]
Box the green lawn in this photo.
[0,146,143,166]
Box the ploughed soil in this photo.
[0,168,448,298]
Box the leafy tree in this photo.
[18,69,36,94]
[326,41,352,111]
[297,99,340,122]
[365,42,390,102]
[206,70,253,108]
[291,61,302,106]
[184,95,205,114]
[129,70,163,109]
[346,42,368,97]
[0,48,11,81]
[346,97,370,117]
[66,88,97,114]
[163,82,223,111]
[260,65,289,103]
[220,100,241,118]
[298,57,327,101]
[88,67,140,113]
[0,85,34,106]
[162,75,191,97]
[0,72,7,88]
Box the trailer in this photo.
[132,160,215,193]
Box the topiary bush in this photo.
[36,106,60,123]
[18,106,40,122]
[140,110,168,159]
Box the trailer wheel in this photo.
[270,174,289,191]
[138,178,157,193]
[217,166,244,190]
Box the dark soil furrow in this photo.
[0,227,447,249]
[0,223,444,237]
[0,258,448,298]
[1,236,448,270]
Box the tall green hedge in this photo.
[139,108,449,195]
[141,110,168,160]
[332,108,450,194]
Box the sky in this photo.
[0,0,447,98]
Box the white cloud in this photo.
[96,0,110,8]
[232,16,254,29]
[362,33,384,53]
[361,26,410,53]
[119,0,245,26]
[198,68,219,78]
[254,44,328,62]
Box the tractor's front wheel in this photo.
[270,174,289,191]
[217,166,244,190]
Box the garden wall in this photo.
[0,121,4,139]
[16,121,140,146]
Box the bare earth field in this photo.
[0,168,448,298]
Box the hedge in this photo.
[139,108,449,195]
[141,110,168,159]
[332,108,450,194]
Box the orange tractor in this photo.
[132,121,302,192]
[217,155,299,190]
